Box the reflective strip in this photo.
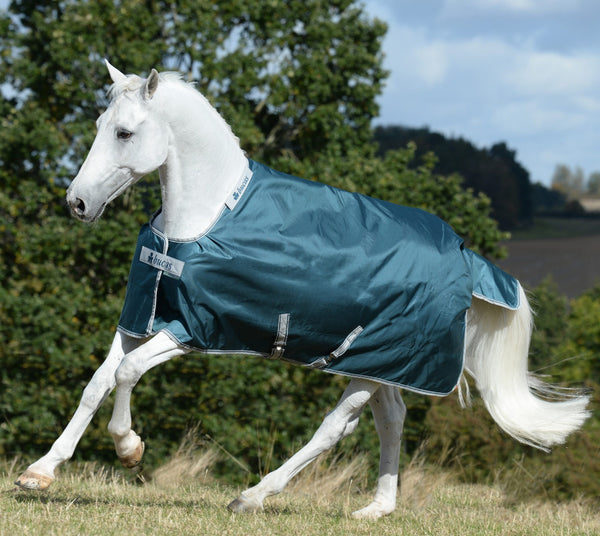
[268,313,290,360]
[331,325,364,359]
[308,325,364,369]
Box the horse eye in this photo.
[116,129,132,140]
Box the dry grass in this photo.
[150,432,220,489]
[2,449,599,536]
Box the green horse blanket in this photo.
[118,160,518,396]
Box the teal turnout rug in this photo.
[118,160,518,396]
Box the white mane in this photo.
[107,71,190,100]
[106,70,240,147]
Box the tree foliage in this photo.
[588,172,600,196]
[374,126,533,230]
[1,0,521,486]
[551,163,600,198]
[551,164,585,199]
[1,0,387,181]
[530,182,568,215]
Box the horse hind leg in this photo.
[228,378,379,513]
[352,385,406,519]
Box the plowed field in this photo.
[497,233,600,298]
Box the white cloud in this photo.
[491,99,588,136]
[442,0,581,15]
[385,25,600,97]
[412,42,449,87]
[507,51,600,95]
[575,95,600,113]
[364,0,600,183]
[382,27,450,88]
[378,17,600,121]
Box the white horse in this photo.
[16,62,590,519]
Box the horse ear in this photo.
[144,69,160,101]
[104,59,128,84]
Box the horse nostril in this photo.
[74,198,86,216]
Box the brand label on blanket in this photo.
[226,166,254,210]
[140,246,185,278]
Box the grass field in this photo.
[2,453,599,536]
[509,217,600,240]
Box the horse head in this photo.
[66,61,169,222]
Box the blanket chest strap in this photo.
[268,313,290,360]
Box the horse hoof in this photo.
[351,500,395,519]
[118,440,145,468]
[14,469,54,491]
[227,495,264,513]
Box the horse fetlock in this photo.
[227,494,264,514]
[14,468,55,491]
[107,416,127,438]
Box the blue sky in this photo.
[363,0,600,185]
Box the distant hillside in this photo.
[374,126,534,230]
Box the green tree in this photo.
[527,277,569,369]
[553,285,600,386]
[551,164,585,199]
[1,0,387,181]
[373,126,533,230]
[587,171,600,195]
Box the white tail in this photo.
[464,284,590,450]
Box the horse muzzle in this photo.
[66,188,105,223]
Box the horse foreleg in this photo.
[107,331,188,467]
[352,386,405,519]
[228,378,379,513]
[15,331,141,490]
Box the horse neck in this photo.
[156,86,247,240]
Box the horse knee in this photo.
[313,379,374,446]
[80,384,111,411]
[114,357,141,388]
